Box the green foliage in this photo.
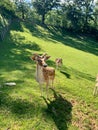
[0,0,16,18]
[45,10,62,26]
[0,14,9,31]
[94,1,98,29]
[32,0,60,24]
[0,14,10,41]
[14,0,31,19]
[62,0,95,31]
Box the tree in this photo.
[83,0,94,29]
[0,0,16,18]
[94,1,98,28]
[45,10,62,26]
[14,0,31,19]
[32,0,60,24]
[62,0,95,31]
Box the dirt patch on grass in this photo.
[70,99,98,130]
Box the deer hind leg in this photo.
[49,76,54,89]
[96,86,98,94]
[51,79,54,89]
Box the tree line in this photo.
[0,0,98,36]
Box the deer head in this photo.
[31,53,51,67]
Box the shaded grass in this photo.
[45,26,98,56]
[24,23,98,56]
[0,21,98,130]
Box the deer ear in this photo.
[31,56,35,60]
[31,53,39,61]
[44,56,51,60]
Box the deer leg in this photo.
[39,83,43,97]
[93,86,97,96]
[46,81,49,98]
[56,64,58,70]
[93,87,96,96]
[96,86,98,94]
[52,80,54,89]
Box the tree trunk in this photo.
[42,14,45,24]
[22,10,25,20]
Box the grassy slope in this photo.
[0,21,98,130]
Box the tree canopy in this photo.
[32,0,60,24]
[0,0,98,34]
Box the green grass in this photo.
[0,21,98,130]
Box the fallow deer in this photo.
[55,58,63,69]
[93,74,98,96]
[31,53,55,96]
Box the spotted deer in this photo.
[55,58,63,69]
[93,74,98,96]
[31,53,55,96]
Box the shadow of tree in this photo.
[0,28,41,71]
[60,66,95,81]
[60,70,71,79]
[10,98,35,117]
[11,20,24,32]
[10,21,98,56]
[69,67,95,81]
[15,21,98,56]
[10,32,41,51]
[23,22,46,38]
[43,89,72,130]
[0,26,41,87]
[47,60,56,68]
[46,26,98,56]
[0,92,37,119]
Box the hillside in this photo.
[0,21,98,130]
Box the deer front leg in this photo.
[56,64,58,70]
[39,83,43,97]
[46,81,49,98]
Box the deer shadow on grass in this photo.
[43,89,72,130]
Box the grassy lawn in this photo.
[0,21,98,130]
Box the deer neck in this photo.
[36,63,44,83]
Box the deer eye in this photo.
[38,59,42,62]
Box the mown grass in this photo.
[0,21,98,130]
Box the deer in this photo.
[93,74,98,96]
[31,53,55,97]
[55,58,63,69]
